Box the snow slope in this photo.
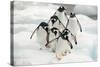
[13,14,97,65]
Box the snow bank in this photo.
[13,14,97,65]
[74,5,97,16]
[14,31,94,65]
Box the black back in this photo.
[38,22,49,32]
[58,6,65,12]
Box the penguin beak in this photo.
[46,27,48,32]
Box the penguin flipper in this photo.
[30,27,38,39]
[45,37,59,47]
[77,19,82,32]
[64,12,68,20]
[75,16,82,32]
[67,38,73,49]
[71,33,77,45]
[66,19,69,27]
[58,19,66,28]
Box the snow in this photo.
[14,2,58,24]
[12,1,97,66]
[13,14,97,65]
[74,5,97,16]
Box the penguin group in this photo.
[30,6,82,60]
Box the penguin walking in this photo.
[45,27,60,52]
[56,29,73,60]
[54,6,68,27]
[46,28,73,60]
[66,12,82,44]
[30,22,49,50]
[48,15,65,32]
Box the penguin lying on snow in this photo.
[45,27,60,52]
[30,22,49,50]
[46,28,73,60]
[48,15,65,32]
[66,12,82,44]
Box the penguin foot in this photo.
[56,53,63,60]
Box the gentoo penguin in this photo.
[46,28,73,60]
[56,29,73,60]
[66,12,82,44]
[30,22,49,50]
[54,6,68,27]
[45,27,60,52]
[48,15,65,32]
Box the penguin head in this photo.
[58,6,65,12]
[61,29,70,40]
[70,12,75,18]
[62,29,70,35]
[51,27,60,36]
[39,22,49,32]
[50,15,59,26]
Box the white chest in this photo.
[67,18,79,35]
[36,27,47,44]
[56,11,68,26]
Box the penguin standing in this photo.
[66,12,82,44]
[54,6,68,27]
[48,15,65,32]
[46,28,73,60]
[56,29,73,60]
[30,22,49,50]
[45,27,60,52]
